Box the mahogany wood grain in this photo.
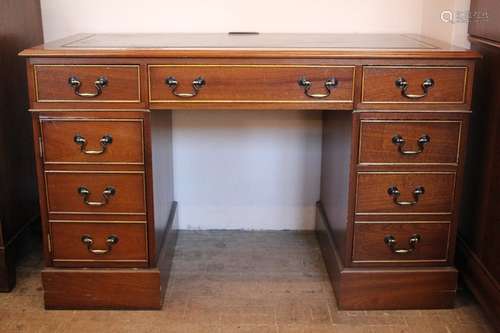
[42,268,161,309]
[361,66,468,106]
[457,238,500,331]
[31,114,53,268]
[40,118,144,164]
[19,32,479,310]
[19,33,481,59]
[149,111,175,263]
[358,120,462,165]
[34,65,141,102]
[316,202,457,310]
[24,58,477,112]
[45,172,146,215]
[339,267,457,310]
[29,64,148,110]
[149,65,354,109]
[469,0,500,42]
[50,222,147,267]
[0,0,43,291]
[352,222,450,263]
[40,203,178,309]
[156,201,178,303]
[49,213,145,222]
[320,111,356,264]
[355,172,456,215]
[457,33,500,330]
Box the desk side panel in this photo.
[148,111,175,263]
[319,111,355,264]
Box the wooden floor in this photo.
[0,230,494,332]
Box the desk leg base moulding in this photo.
[42,268,162,310]
[316,202,457,310]
[41,201,178,310]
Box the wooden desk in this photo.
[20,33,480,310]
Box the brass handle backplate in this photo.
[74,134,113,155]
[68,76,108,98]
[81,235,119,255]
[384,234,421,254]
[395,77,434,99]
[298,77,338,98]
[392,134,430,155]
[77,186,116,207]
[165,76,205,98]
[387,186,425,206]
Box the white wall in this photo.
[39,0,470,229]
[173,111,322,230]
[422,0,471,48]
[41,0,425,40]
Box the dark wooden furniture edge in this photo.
[316,201,457,310]
[0,216,38,291]
[18,33,481,59]
[456,236,500,330]
[41,200,177,309]
[1,0,42,292]
[18,49,481,59]
[469,36,500,49]
[156,201,178,302]
[0,247,15,292]
[458,30,500,332]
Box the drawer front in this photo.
[45,172,146,215]
[34,65,141,102]
[50,222,148,266]
[41,118,144,164]
[149,65,354,105]
[352,222,450,262]
[361,66,467,104]
[355,172,456,215]
[358,120,462,165]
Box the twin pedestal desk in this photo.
[19,33,480,310]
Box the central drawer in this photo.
[45,171,146,215]
[148,65,355,108]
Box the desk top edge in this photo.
[19,33,481,59]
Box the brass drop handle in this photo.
[298,77,338,99]
[165,76,205,98]
[81,235,119,255]
[392,134,430,155]
[77,186,116,207]
[384,234,421,254]
[74,134,113,155]
[395,77,434,99]
[68,76,108,98]
[387,186,425,206]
